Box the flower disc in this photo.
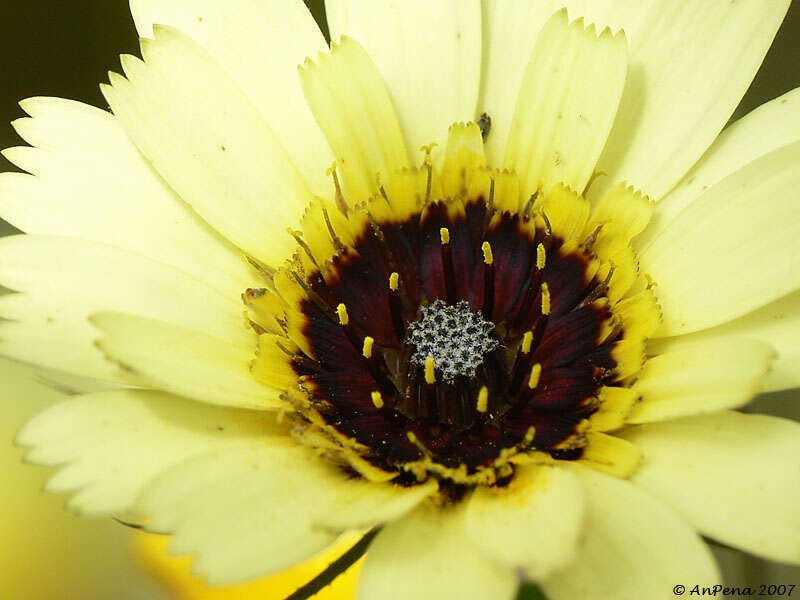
[247,125,659,491]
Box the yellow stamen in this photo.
[362,336,374,359]
[476,386,488,413]
[524,426,537,444]
[424,356,436,384]
[440,227,450,245]
[482,241,494,265]
[536,243,546,269]
[371,390,384,409]
[336,303,349,326]
[326,161,347,213]
[540,282,551,315]
[528,363,542,389]
[521,331,533,354]
[389,271,400,291]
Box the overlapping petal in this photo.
[542,466,721,600]
[642,142,800,336]
[129,0,334,197]
[653,290,800,392]
[629,337,774,423]
[16,389,287,516]
[91,312,272,410]
[0,97,253,296]
[621,412,800,565]
[0,235,250,383]
[137,444,435,584]
[465,465,585,580]
[358,503,517,600]
[638,87,800,251]
[503,9,627,198]
[103,26,313,267]
[326,0,481,167]
[481,0,789,201]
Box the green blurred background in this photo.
[0,0,797,597]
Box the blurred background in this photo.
[0,1,797,598]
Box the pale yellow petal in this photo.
[103,26,312,267]
[504,9,626,198]
[137,444,432,584]
[129,0,333,197]
[299,36,408,204]
[465,465,585,580]
[587,0,790,201]
[653,290,800,392]
[481,1,789,201]
[621,412,800,564]
[358,503,517,600]
[642,142,800,336]
[628,337,774,424]
[638,87,800,251]
[542,466,720,600]
[0,235,250,383]
[0,97,252,296]
[91,312,274,410]
[478,1,565,165]
[16,389,286,516]
[326,0,481,167]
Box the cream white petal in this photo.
[480,1,788,201]
[542,466,720,600]
[299,36,409,203]
[326,0,481,167]
[638,87,800,251]
[137,444,433,584]
[503,9,627,198]
[16,389,286,516]
[621,411,800,565]
[465,465,585,580]
[641,142,800,336]
[588,0,789,201]
[0,235,250,383]
[103,26,312,267]
[651,290,800,393]
[628,337,774,424]
[358,503,517,600]
[0,97,253,297]
[91,311,273,410]
[129,0,333,197]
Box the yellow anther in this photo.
[371,390,384,409]
[362,336,374,359]
[528,363,542,389]
[521,331,533,354]
[424,355,436,384]
[481,241,494,265]
[540,282,551,315]
[336,303,349,326]
[389,271,400,291]
[536,243,546,269]
[440,227,450,245]
[476,386,489,413]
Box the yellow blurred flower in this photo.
[136,532,360,600]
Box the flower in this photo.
[2,1,799,599]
